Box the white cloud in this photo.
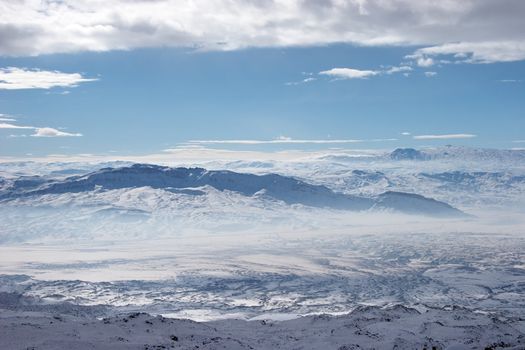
[500,79,522,83]
[0,67,97,90]
[512,140,525,143]
[319,68,380,80]
[424,71,437,77]
[319,65,414,81]
[401,132,411,136]
[2,0,522,64]
[413,134,477,140]
[416,57,435,67]
[31,127,82,137]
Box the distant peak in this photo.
[390,148,429,161]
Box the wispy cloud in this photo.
[0,114,16,122]
[424,71,437,77]
[512,140,525,143]
[31,127,82,137]
[385,66,413,75]
[0,117,82,137]
[187,137,397,145]
[0,122,33,129]
[188,138,363,145]
[401,132,411,136]
[413,134,477,140]
[0,67,97,90]
[499,79,522,83]
[285,77,317,86]
[407,41,525,66]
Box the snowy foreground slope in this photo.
[0,146,524,349]
[1,301,524,350]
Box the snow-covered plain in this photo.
[0,146,524,349]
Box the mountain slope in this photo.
[374,191,466,217]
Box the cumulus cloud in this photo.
[319,68,379,80]
[0,0,523,65]
[413,134,477,140]
[31,127,82,137]
[0,67,97,90]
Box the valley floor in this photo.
[0,229,524,349]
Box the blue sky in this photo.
[0,1,524,158]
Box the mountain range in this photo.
[0,163,465,217]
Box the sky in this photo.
[0,0,524,159]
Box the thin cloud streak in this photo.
[187,138,398,145]
[0,122,34,129]
[0,114,16,122]
[413,134,477,140]
[0,117,82,137]
[285,77,317,86]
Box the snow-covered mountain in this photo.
[0,164,464,217]
[389,147,430,161]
